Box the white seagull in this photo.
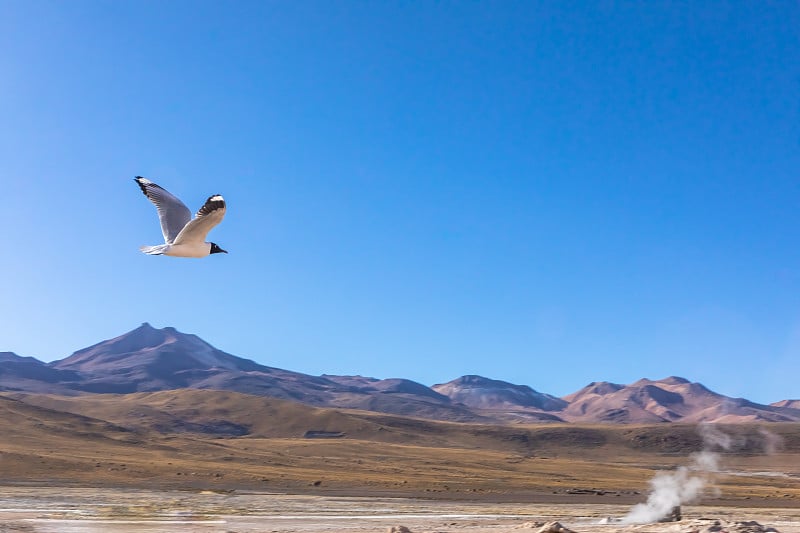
[133,176,228,258]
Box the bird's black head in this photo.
[210,243,228,254]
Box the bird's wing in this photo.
[134,177,192,244]
[173,194,226,245]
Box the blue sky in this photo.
[1,1,798,404]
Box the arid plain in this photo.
[0,389,799,532]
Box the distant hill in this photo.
[561,377,799,424]
[1,323,798,424]
[0,351,82,395]
[0,352,39,363]
[772,399,800,410]
[433,375,568,412]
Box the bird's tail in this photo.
[139,244,169,255]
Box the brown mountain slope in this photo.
[7,390,604,451]
[9,390,425,442]
[7,389,800,454]
[0,394,131,440]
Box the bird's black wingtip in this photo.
[133,176,165,194]
[133,176,148,194]
[197,194,226,216]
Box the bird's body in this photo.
[133,177,227,258]
[140,242,216,258]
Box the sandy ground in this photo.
[0,487,798,533]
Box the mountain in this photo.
[324,375,450,400]
[51,322,336,399]
[0,352,81,394]
[560,377,799,424]
[433,375,568,411]
[562,381,625,402]
[0,352,40,363]
[315,375,481,420]
[1,324,798,424]
[44,323,481,422]
[53,323,264,374]
[772,399,800,410]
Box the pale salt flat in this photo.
[0,487,798,533]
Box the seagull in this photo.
[133,176,228,258]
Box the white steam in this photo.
[698,423,732,450]
[621,424,731,524]
[758,428,783,455]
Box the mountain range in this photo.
[1,323,798,424]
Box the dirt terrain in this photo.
[0,489,798,533]
[0,391,798,501]
[0,390,798,531]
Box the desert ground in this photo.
[0,391,798,531]
[0,489,798,533]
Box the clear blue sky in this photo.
[1,1,798,404]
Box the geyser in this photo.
[621,424,731,524]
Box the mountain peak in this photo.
[659,376,690,385]
[51,323,266,383]
[567,381,624,396]
[450,375,498,386]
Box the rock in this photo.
[517,522,544,529]
[726,521,779,533]
[534,521,575,533]
[677,519,780,533]
[658,505,682,522]
[387,527,412,533]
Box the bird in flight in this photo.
[133,176,228,258]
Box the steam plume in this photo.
[621,424,730,524]
[757,428,783,455]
